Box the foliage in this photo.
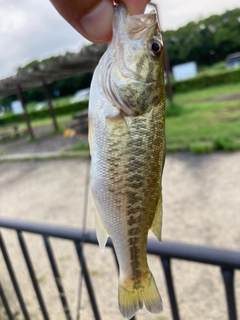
[172,67,240,92]
[164,8,240,67]
[198,61,226,75]
[52,73,92,97]
[17,57,62,73]
[0,101,88,126]
[20,73,93,104]
[0,94,17,109]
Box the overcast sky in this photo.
[0,0,239,79]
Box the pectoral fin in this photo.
[95,208,109,252]
[150,190,163,242]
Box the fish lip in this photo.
[113,2,158,37]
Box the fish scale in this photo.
[88,3,166,319]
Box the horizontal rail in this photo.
[1,218,240,269]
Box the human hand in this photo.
[50,0,150,44]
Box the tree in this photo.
[164,8,240,67]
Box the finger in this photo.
[117,0,150,15]
[50,0,114,44]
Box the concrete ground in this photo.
[0,151,240,320]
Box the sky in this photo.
[0,0,239,79]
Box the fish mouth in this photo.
[113,3,157,40]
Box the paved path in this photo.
[0,151,61,160]
[0,153,240,320]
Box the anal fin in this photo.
[150,190,163,242]
[95,208,109,252]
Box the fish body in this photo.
[88,3,165,319]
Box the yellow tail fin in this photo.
[118,270,163,319]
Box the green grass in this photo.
[66,141,89,152]
[18,113,72,131]
[175,82,240,103]
[155,316,169,320]
[166,82,240,153]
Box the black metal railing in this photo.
[0,217,239,320]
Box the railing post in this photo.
[0,232,30,320]
[161,257,181,320]
[17,231,50,320]
[0,282,14,320]
[43,236,72,320]
[221,268,237,320]
[75,241,101,320]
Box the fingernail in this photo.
[80,0,114,43]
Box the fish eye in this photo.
[152,42,160,52]
[149,39,163,57]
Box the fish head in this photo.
[101,3,165,116]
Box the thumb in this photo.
[80,0,114,43]
[118,0,149,15]
[50,0,114,44]
[80,0,149,42]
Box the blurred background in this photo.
[0,1,240,320]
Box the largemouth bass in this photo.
[88,3,165,318]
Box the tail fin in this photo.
[118,270,163,319]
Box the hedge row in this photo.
[172,68,240,93]
[0,100,88,126]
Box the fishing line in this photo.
[76,157,91,320]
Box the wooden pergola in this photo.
[0,44,107,139]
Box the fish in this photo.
[88,2,166,319]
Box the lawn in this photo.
[18,113,73,132]
[166,82,240,153]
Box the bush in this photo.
[166,143,187,152]
[0,100,88,126]
[214,135,240,151]
[172,68,240,93]
[189,141,215,154]
[166,101,183,117]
